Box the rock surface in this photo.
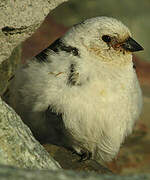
[44,144,112,174]
[0,165,149,180]
[0,0,68,95]
[0,98,60,170]
[0,0,68,63]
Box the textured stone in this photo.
[44,144,112,174]
[0,45,22,95]
[0,165,149,180]
[0,0,68,63]
[0,0,68,95]
[0,98,60,170]
[0,0,65,28]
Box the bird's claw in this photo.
[70,146,92,162]
[78,150,92,162]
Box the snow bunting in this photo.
[6,17,143,162]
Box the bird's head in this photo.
[63,17,143,64]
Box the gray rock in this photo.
[44,144,112,174]
[0,98,60,170]
[0,0,68,63]
[0,45,21,95]
[0,0,68,95]
[0,164,149,180]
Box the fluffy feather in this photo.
[6,17,143,162]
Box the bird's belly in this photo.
[86,79,142,133]
[62,77,142,160]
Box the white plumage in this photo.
[7,17,143,162]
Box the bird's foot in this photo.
[71,146,92,162]
[78,149,92,162]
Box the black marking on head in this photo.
[133,64,136,69]
[36,38,79,62]
[50,39,79,56]
[60,44,79,56]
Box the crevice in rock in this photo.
[2,26,28,36]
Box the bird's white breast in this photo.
[58,57,142,161]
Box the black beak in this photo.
[121,37,144,52]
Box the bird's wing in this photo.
[35,38,79,62]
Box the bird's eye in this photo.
[102,35,111,43]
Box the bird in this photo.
[6,16,143,162]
